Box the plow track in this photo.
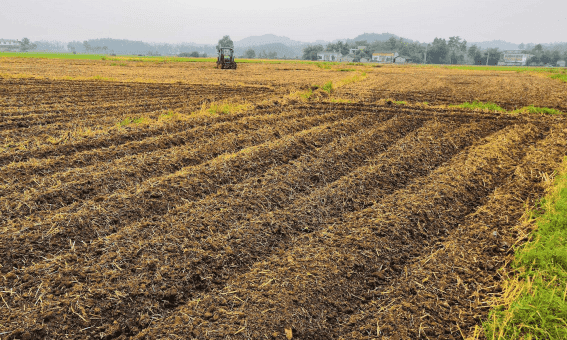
[1,77,567,340]
[0,78,274,165]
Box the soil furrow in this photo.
[0,113,415,338]
[1,109,388,270]
[0,105,329,208]
[141,122,544,339]
[0,105,266,167]
[365,126,567,339]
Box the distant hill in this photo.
[348,32,416,44]
[235,34,306,47]
[468,40,519,50]
[234,43,303,58]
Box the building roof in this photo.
[372,52,397,56]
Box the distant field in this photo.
[0,51,107,60]
[4,52,567,74]
[0,51,307,64]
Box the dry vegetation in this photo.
[1,58,566,340]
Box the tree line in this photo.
[302,36,567,65]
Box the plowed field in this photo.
[1,61,567,340]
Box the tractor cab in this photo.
[217,47,237,69]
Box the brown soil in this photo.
[334,67,567,112]
[1,70,567,340]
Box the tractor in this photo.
[216,47,237,69]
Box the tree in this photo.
[467,44,483,64]
[190,51,200,57]
[551,50,561,64]
[518,43,525,50]
[447,36,467,64]
[387,36,397,50]
[83,41,92,53]
[20,38,37,52]
[244,49,256,59]
[302,44,324,60]
[67,43,76,53]
[326,41,349,56]
[428,38,448,64]
[217,35,234,51]
[484,48,502,65]
[268,51,277,59]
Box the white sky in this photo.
[1,0,566,44]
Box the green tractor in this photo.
[216,47,237,69]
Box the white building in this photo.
[558,60,566,67]
[348,46,366,54]
[317,51,341,61]
[0,39,20,51]
[501,50,533,66]
[372,51,398,63]
[338,55,355,62]
[394,56,408,64]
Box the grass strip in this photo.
[550,73,567,83]
[454,100,506,112]
[453,101,565,115]
[483,157,567,340]
[513,105,564,115]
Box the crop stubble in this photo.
[1,67,567,340]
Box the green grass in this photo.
[321,81,333,93]
[338,68,356,72]
[513,105,564,115]
[483,158,567,340]
[550,73,567,83]
[394,100,407,105]
[300,89,313,100]
[453,101,564,115]
[315,62,332,69]
[0,51,366,66]
[0,52,108,60]
[454,100,506,112]
[119,117,145,126]
[206,102,251,115]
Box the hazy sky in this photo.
[2,0,566,44]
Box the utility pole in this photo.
[486,51,490,65]
[424,44,428,64]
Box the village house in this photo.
[348,46,367,54]
[394,56,412,64]
[558,60,566,67]
[500,50,533,66]
[372,51,399,63]
[0,39,20,51]
[338,55,354,62]
[316,51,341,61]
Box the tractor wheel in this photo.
[233,63,237,70]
